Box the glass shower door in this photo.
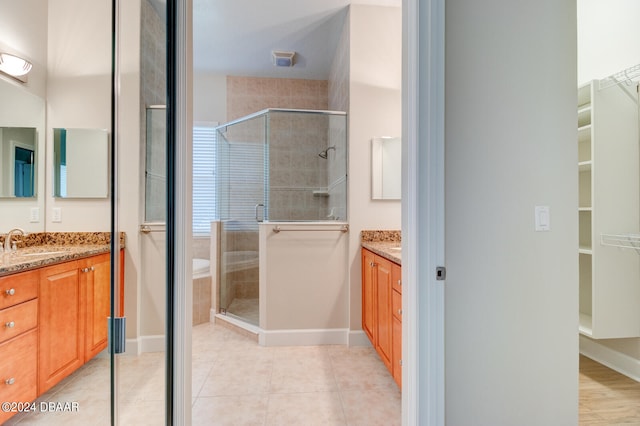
[217,112,267,326]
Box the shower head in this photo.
[318,146,336,159]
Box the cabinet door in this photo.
[39,261,83,394]
[375,256,393,369]
[392,314,402,388]
[362,249,376,343]
[82,253,111,360]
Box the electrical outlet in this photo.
[52,207,62,223]
[29,207,40,223]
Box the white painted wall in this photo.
[0,0,47,233]
[193,72,226,123]
[444,1,578,424]
[46,0,112,231]
[347,4,402,334]
[0,0,48,99]
[577,0,640,377]
[577,0,640,85]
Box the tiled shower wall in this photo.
[226,76,328,120]
[328,11,350,221]
[226,77,342,221]
[140,0,166,222]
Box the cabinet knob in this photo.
[398,279,402,286]
[5,288,15,296]
[399,359,403,366]
[398,309,403,316]
[81,267,90,273]
[91,266,95,271]
[5,378,15,385]
[5,321,15,328]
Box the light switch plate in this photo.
[535,205,550,231]
[29,207,40,223]
[52,207,62,223]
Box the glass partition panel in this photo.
[217,113,266,326]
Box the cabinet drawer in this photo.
[392,289,402,320]
[0,299,38,344]
[0,270,38,309]
[0,329,38,424]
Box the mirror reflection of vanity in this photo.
[53,128,109,198]
[0,126,37,197]
[0,77,46,231]
[371,136,401,200]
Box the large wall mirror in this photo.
[371,136,401,200]
[0,77,46,231]
[0,126,37,197]
[53,128,109,198]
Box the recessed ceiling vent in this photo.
[272,50,296,67]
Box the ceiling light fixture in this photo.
[272,50,296,67]
[0,53,33,81]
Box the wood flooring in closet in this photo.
[580,355,640,425]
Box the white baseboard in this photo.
[259,328,349,347]
[136,335,166,353]
[579,335,640,383]
[348,330,372,347]
[123,338,140,356]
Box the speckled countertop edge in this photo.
[361,230,402,265]
[0,232,126,277]
[0,245,111,276]
[1,232,126,249]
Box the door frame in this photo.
[168,0,193,424]
[402,0,445,425]
[170,0,447,423]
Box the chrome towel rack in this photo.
[140,222,166,234]
[272,224,349,234]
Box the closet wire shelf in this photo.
[598,63,640,90]
[600,233,640,254]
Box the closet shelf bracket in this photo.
[600,233,640,254]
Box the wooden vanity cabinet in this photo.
[38,260,84,394]
[362,248,402,388]
[39,252,117,394]
[0,270,39,424]
[391,262,402,388]
[362,248,376,343]
[81,253,111,360]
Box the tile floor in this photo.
[6,321,401,425]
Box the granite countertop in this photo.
[0,244,111,277]
[361,230,402,265]
[0,232,125,277]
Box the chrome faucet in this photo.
[3,228,25,252]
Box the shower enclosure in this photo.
[216,108,348,327]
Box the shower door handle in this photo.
[255,204,265,222]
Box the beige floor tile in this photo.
[265,392,346,426]
[192,395,268,425]
[341,388,401,426]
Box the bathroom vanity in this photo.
[0,233,124,423]
[361,230,402,389]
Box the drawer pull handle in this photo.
[5,378,15,385]
[5,321,15,328]
[5,288,15,296]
